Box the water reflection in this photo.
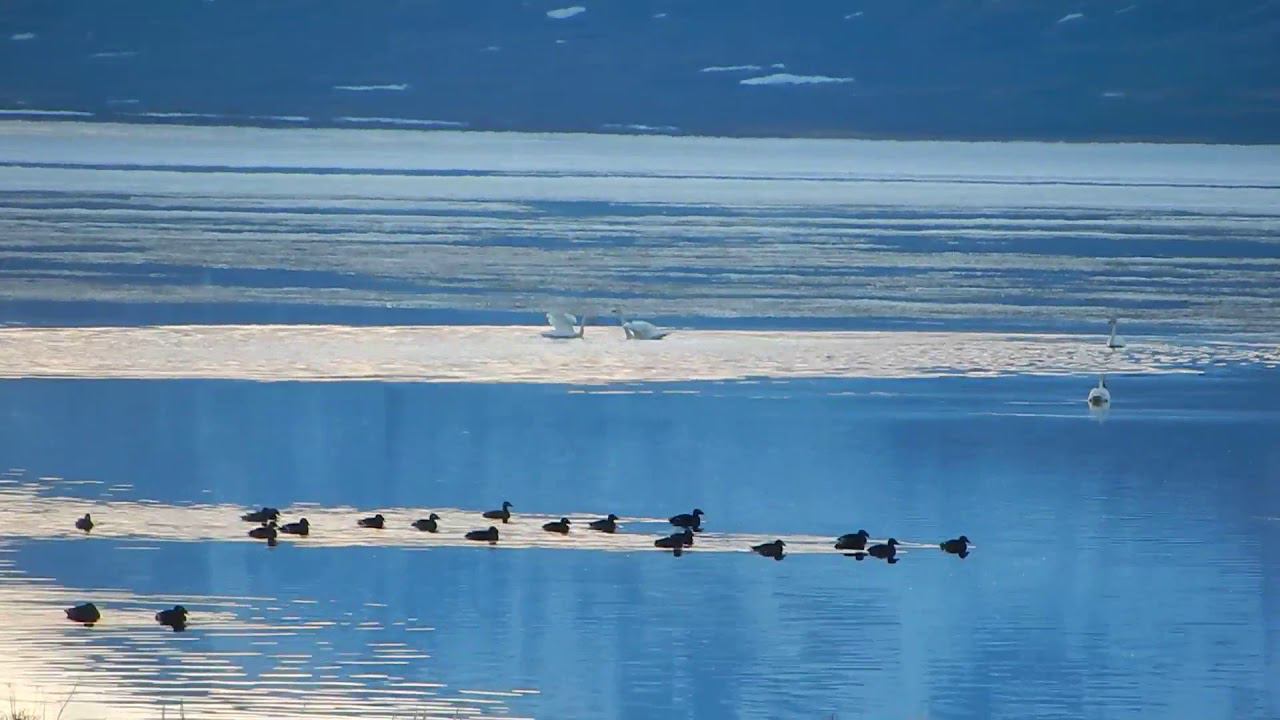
[0,372,1276,719]
[0,541,536,719]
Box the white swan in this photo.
[1107,317,1126,349]
[542,312,586,339]
[614,309,671,340]
[1086,375,1111,407]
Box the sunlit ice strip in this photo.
[0,325,1276,384]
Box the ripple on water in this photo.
[0,572,533,719]
[0,478,958,719]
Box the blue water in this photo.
[0,122,1278,719]
[3,1,1280,143]
[1,372,1278,718]
[2,124,1279,335]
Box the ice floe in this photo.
[740,73,853,86]
[335,116,466,128]
[333,84,409,92]
[546,6,586,19]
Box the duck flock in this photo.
[63,502,971,631]
[59,309,1131,631]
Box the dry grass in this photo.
[5,682,76,720]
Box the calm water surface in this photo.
[1,373,1277,718]
[0,122,1277,719]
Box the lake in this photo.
[0,122,1277,719]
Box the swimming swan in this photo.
[614,309,671,340]
[1107,317,1126,349]
[1087,375,1111,407]
[542,312,586,339]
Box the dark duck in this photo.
[542,517,571,534]
[669,508,704,532]
[654,528,694,556]
[279,518,309,536]
[587,513,619,533]
[751,539,786,560]
[940,535,971,558]
[358,514,385,529]
[241,507,280,523]
[834,529,870,550]
[65,602,100,625]
[75,513,94,533]
[155,605,188,631]
[412,513,441,532]
[248,521,277,540]
[866,538,899,563]
[483,501,513,524]
[466,526,500,544]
